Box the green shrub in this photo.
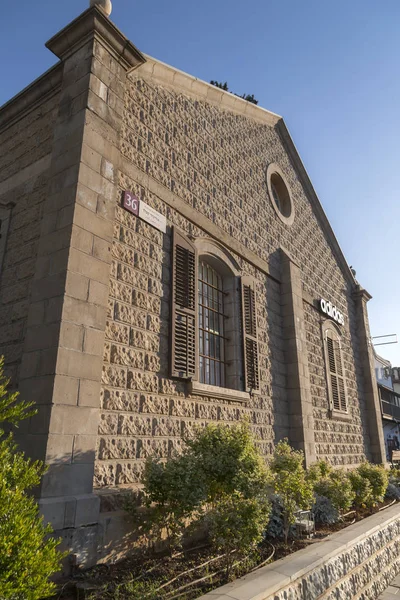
[348,471,373,509]
[133,421,272,555]
[270,440,313,544]
[312,495,339,525]
[313,470,355,514]
[205,492,270,577]
[356,463,389,506]
[136,453,206,552]
[0,357,64,600]
[185,421,270,502]
[385,482,400,501]
[306,460,332,484]
[266,494,297,539]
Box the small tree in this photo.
[313,470,355,514]
[185,421,270,502]
[348,471,373,509]
[138,453,206,553]
[0,357,64,600]
[356,463,389,507]
[270,440,313,544]
[205,492,270,579]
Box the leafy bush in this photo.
[313,470,355,514]
[306,460,332,484]
[0,357,64,600]
[206,492,270,576]
[312,495,339,525]
[356,463,389,506]
[185,421,270,502]
[133,421,272,556]
[265,494,296,539]
[348,471,373,509]
[138,453,206,551]
[270,440,313,544]
[385,482,400,501]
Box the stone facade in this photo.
[0,6,386,566]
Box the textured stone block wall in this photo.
[304,299,370,466]
[0,91,61,384]
[94,67,373,485]
[95,189,285,487]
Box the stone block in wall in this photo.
[117,263,148,290]
[101,388,140,412]
[136,438,169,459]
[140,395,169,415]
[110,344,145,369]
[98,413,118,435]
[118,414,153,436]
[98,437,136,460]
[94,462,116,487]
[115,461,144,484]
[153,417,181,437]
[105,320,130,344]
[127,370,158,392]
[170,398,196,418]
[102,365,127,388]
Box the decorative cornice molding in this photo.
[0,63,62,134]
[46,6,145,71]
[134,55,281,127]
[352,285,372,303]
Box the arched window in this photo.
[170,228,260,399]
[322,322,347,414]
[198,261,226,387]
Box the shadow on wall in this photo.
[269,249,289,446]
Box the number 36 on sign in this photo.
[122,190,139,216]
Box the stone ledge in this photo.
[197,504,400,600]
[190,381,250,403]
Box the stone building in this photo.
[0,4,386,566]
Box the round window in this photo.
[266,163,294,225]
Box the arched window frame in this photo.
[196,239,242,392]
[170,229,259,402]
[322,320,348,416]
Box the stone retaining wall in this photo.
[198,504,400,600]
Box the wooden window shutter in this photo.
[326,331,347,412]
[170,227,198,379]
[241,275,260,392]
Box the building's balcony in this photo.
[379,384,400,421]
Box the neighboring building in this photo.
[0,4,386,566]
[374,352,400,460]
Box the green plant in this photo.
[306,460,332,484]
[312,495,339,525]
[385,482,400,501]
[270,440,313,544]
[206,492,270,578]
[348,471,373,509]
[132,421,271,556]
[266,494,296,539]
[185,421,271,503]
[0,357,64,600]
[137,453,206,552]
[313,470,355,514]
[356,462,389,506]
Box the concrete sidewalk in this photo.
[379,574,400,599]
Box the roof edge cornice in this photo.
[132,54,282,128]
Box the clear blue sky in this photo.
[2,0,400,364]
